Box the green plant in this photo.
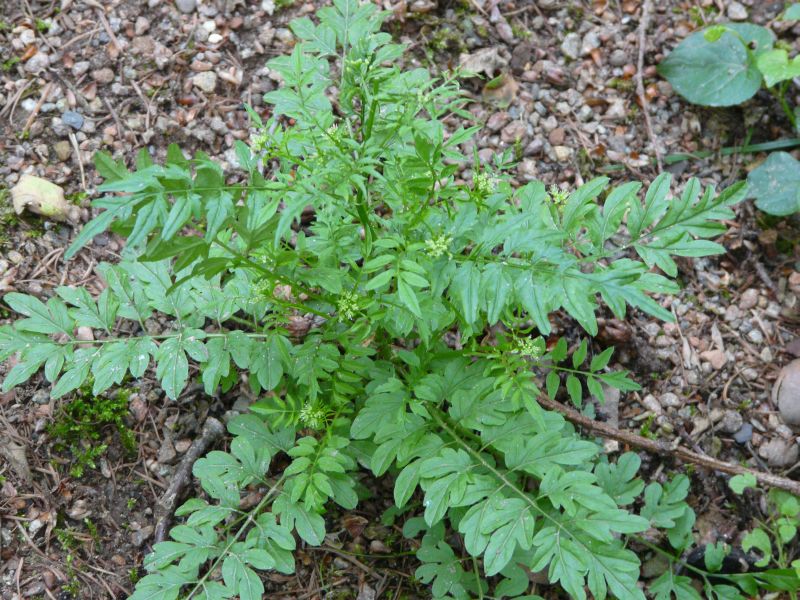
[1,56,20,72]
[657,7,800,216]
[729,473,800,597]
[48,385,136,477]
[0,2,767,599]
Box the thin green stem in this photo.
[185,473,287,599]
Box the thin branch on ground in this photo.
[635,0,663,172]
[153,416,226,543]
[538,396,800,496]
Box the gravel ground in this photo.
[0,0,799,598]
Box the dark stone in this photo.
[733,423,753,444]
[61,111,84,131]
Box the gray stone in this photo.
[517,159,537,181]
[135,16,150,35]
[609,49,628,67]
[61,111,84,131]
[581,31,600,56]
[606,99,627,120]
[560,33,581,60]
[641,394,662,416]
[132,525,154,547]
[727,1,748,21]
[759,437,799,467]
[747,329,764,344]
[733,423,753,444]
[24,51,50,74]
[157,438,176,463]
[775,359,800,427]
[739,288,758,310]
[32,390,50,404]
[192,71,218,93]
[720,410,743,434]
[92,67,115,83]
[175,0,197,13]
[553,145,573,162]
[659,392,681,408]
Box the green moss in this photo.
[607,77,635,93]
[48,384,137,478]
[511,24,532,40]
[1,56,18,72]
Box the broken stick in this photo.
[538,396,800,497]
[153,417,226,544]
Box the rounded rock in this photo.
[175,0,197,13]
[61,111,84,131]
[774,359,800,428]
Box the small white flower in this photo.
[337,291,359,321]
[425,234,452,259]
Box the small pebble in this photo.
[727,1,748,20]
[739,288,758,310]
[733,423,753,444]
[92,68,115,83]
[54,140,72,161]
[759,438,798,467]
[61,111,84,131]
[720,410,743,434]
[659,392,681,408]
[609,49,628,67]
[746,329,763,345]
[132,525,154,547]
[560,32,580,60]
[192,71,218,93]
[175,0,197,12]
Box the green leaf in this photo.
[397,278,422,318]
[784,3,800,20]
[52,347,98,398]
[451,262,480,326]
[747,151,800,216]
[657,24,772,107]
[155,337,189,400]
[566,375,582,407]
[5,293,73,335]
[222,555,263,600]
[742,528,772,567]
[704,542,728,573]
[756,49,800,87]
[729,473,757,494]
[572,339,588,368]
[650,569,702,600]
[94,150,129,181]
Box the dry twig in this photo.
[635,0,663,172]
[538,396,800,496]
[153,417,226,543]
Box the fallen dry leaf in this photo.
[459,47,508,77]
[482,73,519,107]
[11,175,78,222]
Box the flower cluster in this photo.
[337,291,359,321]
[547,184,569,207]
[514,336,545,358]
[251,131,271,153]
[473,171,496,196]
[425,234,453,259]
[252,278,273,299]
[299,402,327,430]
